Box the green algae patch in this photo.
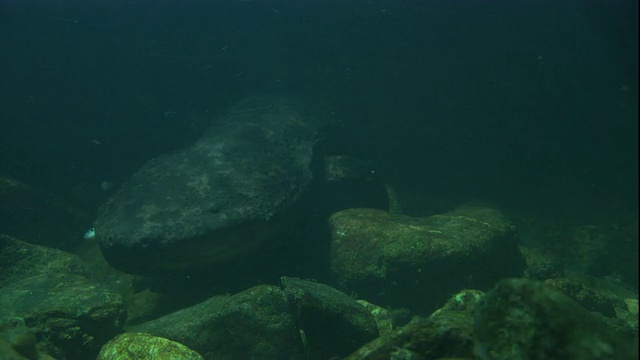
[98,332,203,360]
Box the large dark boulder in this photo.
[95,97,322,275]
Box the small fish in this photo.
[83,228,96,240]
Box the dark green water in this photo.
[1,0,637,276]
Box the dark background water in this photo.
[1,0,637,222]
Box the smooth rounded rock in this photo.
[98,332,203,360]
[330,206,526,314]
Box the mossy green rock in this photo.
[0,234,89,288]
[0,273,127,359]
[0,235,126,358]
[474,278,637,359]
[98,332,203,360]
[330,206,525,314]
[133,284,303,360]
[346,290,480,360]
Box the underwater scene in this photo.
[0,0,637,359]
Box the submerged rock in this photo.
[133,278,381,360]
[95,97,322,275]
[473,278,637,359]
[0,234,89,288]
[133,284,303,360]
[0,235,126,358]
[346,289,481,360]
[98,332,203,360]
[280,276,379,359]
[330,206,526,314]
[347,278,639,360]
[0,273,127,359]
[544,277,626,318]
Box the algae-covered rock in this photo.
[473,278,637,359]
[280,276,378,358]
[0,235,126,359]
[330,206,525,314]
[133,284,303,360]
[0,273,127,359]
[569,224,638,286]
[356,299,394,336]
[544,277,625,318]
[520,246,565,281]
[0,234,89,288]
[97,332,203,360]
[133,279,384,360]
[346,290,480,360]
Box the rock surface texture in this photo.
[97,332,203,360]
[330,206,526,314]
[0,235,127,359]
[95,96,320,274]
[473,278,637,359]
[133,278,378,360]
